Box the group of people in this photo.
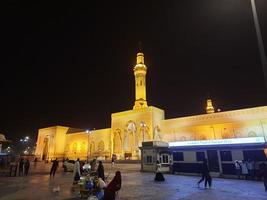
[68,157,121,200]
[234,159,267,180]
[18,158,30,176]
[8,157,31,177]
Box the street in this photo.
[0,162,266,200]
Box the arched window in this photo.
[248,131,257,137]
[72,142,77,153]
[114,129,122,153]
[98,140,105,152]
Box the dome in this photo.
[0,134,7,142]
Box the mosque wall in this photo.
[111,106,164,159]
[160,106,267,142]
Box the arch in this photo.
[42,138,49,160]
[124,121,137,152]
[113,129,122,154]
[72,142,77,153]
[98,140,105,152]
[248,131,257,137]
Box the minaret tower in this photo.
[206,99,215,114]
[133,51,148,109]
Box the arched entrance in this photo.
[42,138,49,161]
[124,121,137,159]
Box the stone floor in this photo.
[0,162,266,200]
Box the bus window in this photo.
[220,151,232,161]
[196,152,205,161]
[173,152,184,161]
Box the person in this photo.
[50,158,59,178]
[111,155,115,167]
[104,171,121,200]
[197,159,212,188]
[241,160,249,180]
[260,163,267,191]
[18,158,24,176]
[73,158,81,182]
[90,158,97,171]
[247,159,255,180]
[9,162,18,177]
[96,177,106,200]
[24,159,30,176]
[234,160,241,179]
[97,160,105,181]
[154,160,165,182]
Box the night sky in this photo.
[1,0,267,143]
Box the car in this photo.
[63,160,75,172]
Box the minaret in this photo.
[206,99,215,114]
[133,51,148,109]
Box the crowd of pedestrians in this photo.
[234,159,267,181]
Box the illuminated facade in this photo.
[35,52,267,161]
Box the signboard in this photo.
[169,137,265,147]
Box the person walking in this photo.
[234,160,242,179]
[260,163,267,191]
[197,159,212,188]
[24,159,30,176]
[73,158,81,183]
[241,160,249,180]
[18,158,24,176]
[97,160,105,181]
[50,158,59,178]
[104,171,121,200]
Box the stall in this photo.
[139,141,171,173]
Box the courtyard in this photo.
[0,162,266,200]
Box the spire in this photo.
[133,46,148,109]
[206,99,215,114]
[136,41,144,65]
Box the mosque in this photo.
[35,51,267,161]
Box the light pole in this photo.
[86,130,92,163]
[250,0,267,89]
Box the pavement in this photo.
[0,162,266,200]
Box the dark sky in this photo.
[1,0,267,142]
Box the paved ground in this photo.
[0,162,266,200]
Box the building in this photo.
[0,134,11,155]
[35,51,267,161]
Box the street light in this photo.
[250,0,267,89]
[86,129,92,162]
